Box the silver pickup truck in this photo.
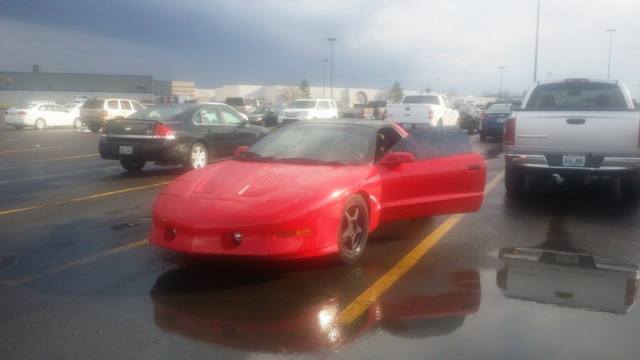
[503,79,640,197]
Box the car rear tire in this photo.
[120,159,146,172]
[88,122,101,133]
[620,174,640,200]
[35,118,46,130]
[337,195,369,265]
[505,166,525,195]
[185,142,208,170]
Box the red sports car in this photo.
[149,120,486,264]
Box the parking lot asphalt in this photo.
[1,125,640,360]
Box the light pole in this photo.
[533,0,541,82]
[327,37,336,98]
[498,66,506,97]
[321,59,329,96]
[607,28,616,79]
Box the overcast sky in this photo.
[1,0,639,95]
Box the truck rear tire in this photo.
[505,166,525,195]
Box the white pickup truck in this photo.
[503,79,640,197]
[386,94,459,127]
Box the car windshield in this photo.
[289,100,316,109]
[82,99,104,109]
[486,103,512,113]
[241,124,375,164]
[127,106,191,122]
[248,106,269,114]
[402,95,439,104]
[526,81,628,110]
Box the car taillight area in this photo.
[153,122,176,139]
[503,117,516,145]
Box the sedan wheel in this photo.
[35,118,46,130]
[337,195,369,265]
[188,142,208,169]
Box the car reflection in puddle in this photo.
[150,265,481,355]
[497,246,640,314]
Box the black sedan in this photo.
[99,104,268,171]
[246,106,278,127]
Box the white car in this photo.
[80,98,144,133]
[4,102,78,130]
[278,99,338,124]
[64,103,84,128]
[386,94,459,127]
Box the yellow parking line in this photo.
[0,146,60,155]
[0,181,172,217]
[48,153,99,161]
[3,239,149,286]
[337,169,505,324]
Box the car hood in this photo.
[156,160,372,226]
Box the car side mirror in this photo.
[378,151,416,166]
[234,145,249,156]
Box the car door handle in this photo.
[467,164,482,171]
[566,118,586,125]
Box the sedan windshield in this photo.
[289,100,316,109]
[242,124,375,164]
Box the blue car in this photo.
[480,103,517,141]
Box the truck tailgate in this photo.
[514,110,640,155]
[388,104,430,123]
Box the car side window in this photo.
[120,101,132,110]
[53,105,66,112]
[132,102,143,111]
[194,108,222,125]
[107,100,119,110]
[318,101,330,110]
[375,127,404,161]
[220,108,243,124]
[389,126,472,160]
[38,105,49,111]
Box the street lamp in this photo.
[498,66,506,97]
[327,37,336,98]
[533,0,541,82]
[321,59,329,96]
[607,28,616,79]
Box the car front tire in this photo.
[337,195,369,265]
[120,159,146,172]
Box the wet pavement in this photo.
[1,126,640,360]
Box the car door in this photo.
[119,100,134,118]
[51,104,73,126]
[218,106,261,153]
[106,100,120,119]
[192,106,234,158]
[317,100,331,119]
[39,105,60,126]
[377,127,486,222]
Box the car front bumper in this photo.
[506,153,640,174]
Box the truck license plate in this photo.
[118,145,133,155]
[562,155,585,167]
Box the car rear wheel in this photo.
[120,159,145,172]
[620,174,640,200]
[337,195,369,265]
[186,142,208,170]
[35,118,46,130]
[88,122,101,133]
[505,166,525,195]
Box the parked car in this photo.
[479,103,514,141]
[386,94,459,127]
[225,97,260,113]
[367,100,388,119]
[277,99,338,124]
[457,104,482,134]
[246,105,278,127]
[80,98,144,132]
[503,78,640,197]
[148,120,486,264]
[64,102,84,128]
[99,103,267,171]
[71,95,90,103]
[4,102,77,130]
